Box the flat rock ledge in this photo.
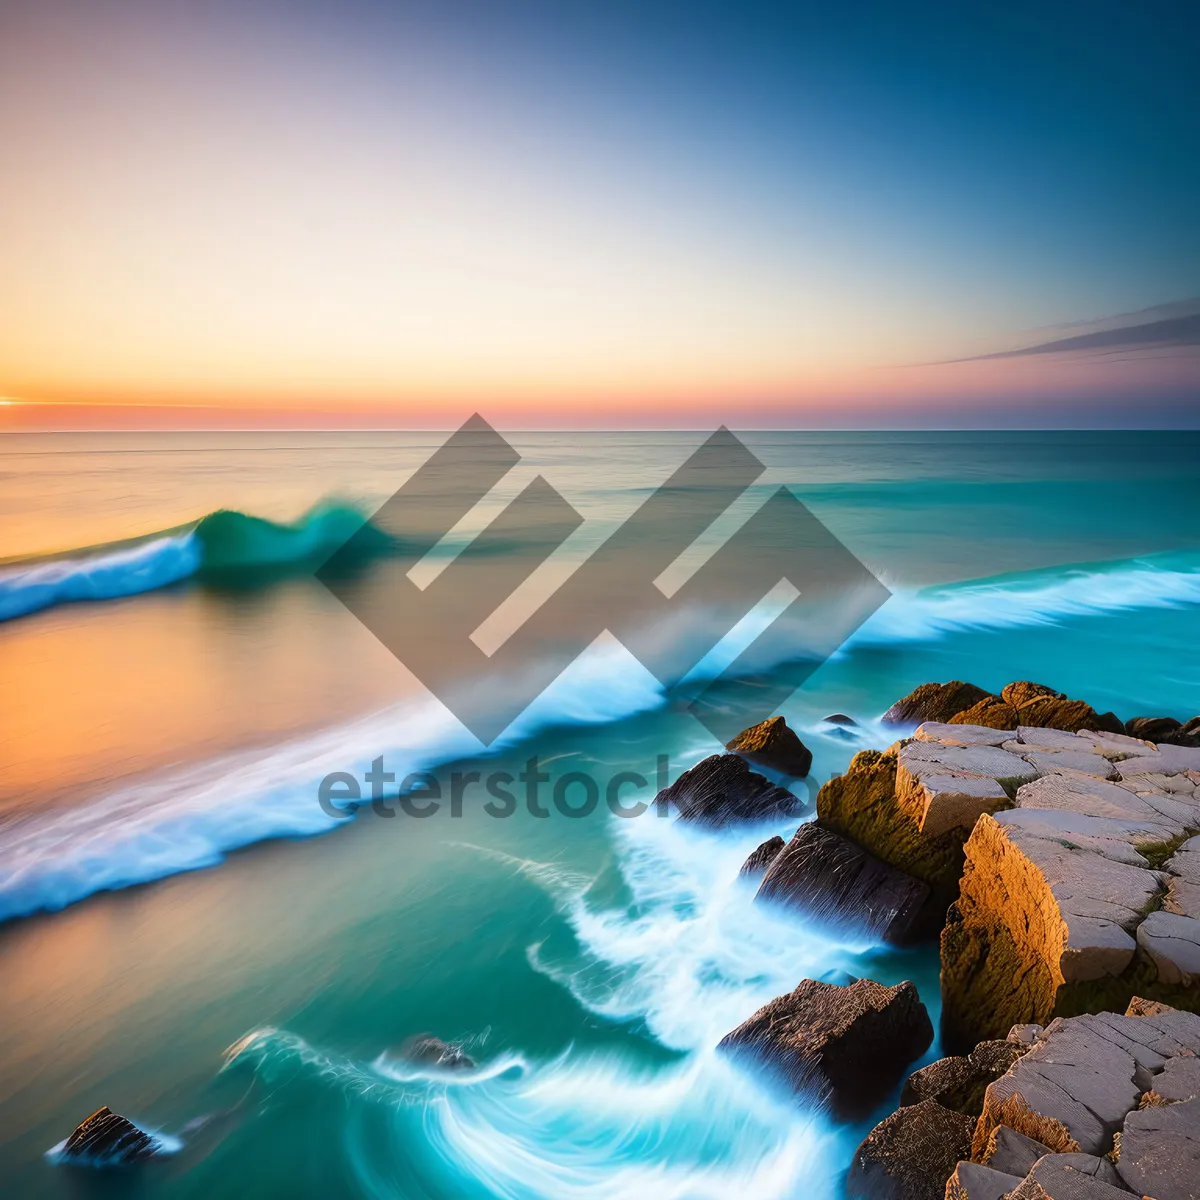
[852,1002,1200,1200]
[718,977,932,1118]
[793,700,1200,1047]
[937,726,1200,1048]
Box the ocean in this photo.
[1,429,1198,1198]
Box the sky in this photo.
[1,0,1198,428]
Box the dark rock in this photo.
[739,835,785,878]
[718,977,933,1118]
[944,1160,1024,1200]
[981,1126,1052,1177]
[823,713,859,726]
[61,1107,157,1165]
[659,754,802,827]
[756,822,930,944]
[399,1034,476,1070]
[901,1039,1024,1115]
[1127,714,1200,748]
[725,715,812,778]
[848,1098,974,1200]
[1125,716,1182,742]
[1092,710,1128,736]
[881,681,991,726]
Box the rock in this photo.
[972,1009,1200,1158]
[1137,910,1200,986]
[1127,995,1178,1017]
[1007,1023,1044,1045]
[940,732,1200,1048]
[901,1039,1024,1114]
[755,822,930,944]
[816,748,969,919]
[718,977,932,1117]
[739,835,785,878]
[914,723,1015,747]
[60,1107,158,1165]
[950,697,1021,730]
[658,754,802,827]
[881,681,992,727]
[1127,715,1183,742]
[399,1034,476,1070]
[847,1099,974,1200]
[1002,682,1064,709]
[944,1160,1023,1200]
[823,713,858,726]
[725,715,812,778]
[981,1125,1052,1176]
[1114,1096,1200,1200]
[1018,1153,1135,1199]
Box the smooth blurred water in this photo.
[0,430,1198,1198]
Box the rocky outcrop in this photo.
[856,1005,1200,1200]
[725,715,812,778]
[882,681,992,727]
[659,754,802,827]
[717,977,932,1117]
[970,1008,1200,1200]
[848,1099,975,1200]
[1127,715,1200,748]
[755,822,929,944]
[399,1034,476,1070]
[881,680,1125,736]
[939,729,1200,1049]
[739,835,785,878]
[60,1107,159,1165]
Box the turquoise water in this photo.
[0,430,1198,1197]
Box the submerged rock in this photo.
[755,822,929,944]
[60,1107,158,1165]
[739,835,785,878]
[881,681,991,727]
[659,753,802,827]
[725,715,812,778]
[822,713,858,726]
[398,1035,476,1070]
[848,1098,975,1200]
[718,977,932,1118]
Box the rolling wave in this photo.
[0,503,385,622]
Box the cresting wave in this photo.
[0,503,386,622]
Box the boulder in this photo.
[847,1099,974,1200]
[950,697,1021,730]
[1113,1095,1200,1199]
[60,1107,158,1165]
[726,715,812,777]
[718,977,932,1117]
[881,681,991,727]
[1002,681,1064,709]
[755,822,930,944]
[398,1034,476,1070]
[1127,715,1183,743]
[739,835,785,878]
[823,713,858,726]
[658,754,802,827]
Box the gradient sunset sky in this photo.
[1,0,1197,428]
